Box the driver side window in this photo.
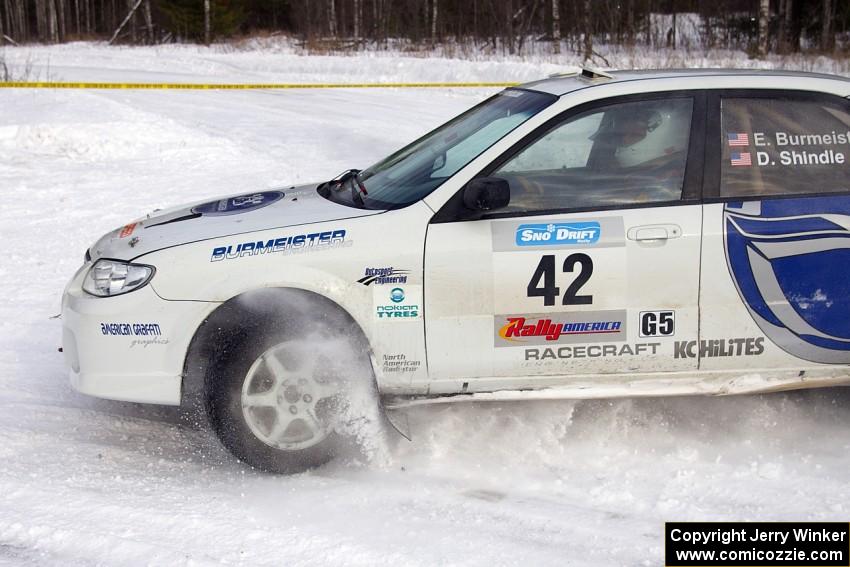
[493,97,694,213]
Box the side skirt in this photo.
[382,367,850,410]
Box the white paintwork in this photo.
[424,205,702,392]
[62,267,217,405]
[61,70,850,407]
[384,368,850,409]
[90,184,380,262]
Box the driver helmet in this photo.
[597,102,691,168]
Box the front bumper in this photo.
[61,263,218,405]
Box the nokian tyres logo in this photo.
[376,286,421,320]
[515,222,601,246]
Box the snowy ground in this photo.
[1,43,850,566]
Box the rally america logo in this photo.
[724,198,850,364]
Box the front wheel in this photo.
[206,324,376,473]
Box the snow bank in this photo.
[2,39,849,85]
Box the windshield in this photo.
[319,89,556,210]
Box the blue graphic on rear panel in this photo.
[724,197,850,363]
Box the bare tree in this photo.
[822,0,833,51]
[671,10,677,49]
[33,0,44,41]
[126,0,136,42]
[72,0,79,36]
[142,0,152,43]
[551,0,560,54]
[506,0,515,55]
[757,0,769,58]
[204,0,210,44]
[47,0,59,42]
[85,0,91,35]
[108,0,142,44]
[0,0,841,56]
[328,0,337,35]
[57,0,67,40]
[583,0,592,62]
[7,0,24,42]
[430,0,438,43]
[3,0,12,42]
[353,0,360,39]
[785,0,801,52]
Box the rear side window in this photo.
[720,97,850,197]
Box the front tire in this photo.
[205,309,374,473]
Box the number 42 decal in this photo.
[527,253,593,306]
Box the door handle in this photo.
[627,224,682,242]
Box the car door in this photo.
[423,92,706,393]
[700,90,850,371]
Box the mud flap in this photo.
[382,406,412,441]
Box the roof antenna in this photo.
[579,65,614,80]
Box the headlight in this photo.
[82,259,155,297]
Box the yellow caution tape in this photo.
[0,81,518,89]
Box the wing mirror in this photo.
[463,177,510,212]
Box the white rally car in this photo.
[62,68,850,472]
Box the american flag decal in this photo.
[727,132,749,146]
[730,152,752,166]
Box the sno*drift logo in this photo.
[515,222,601,246]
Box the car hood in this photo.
[89,184,382,261]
